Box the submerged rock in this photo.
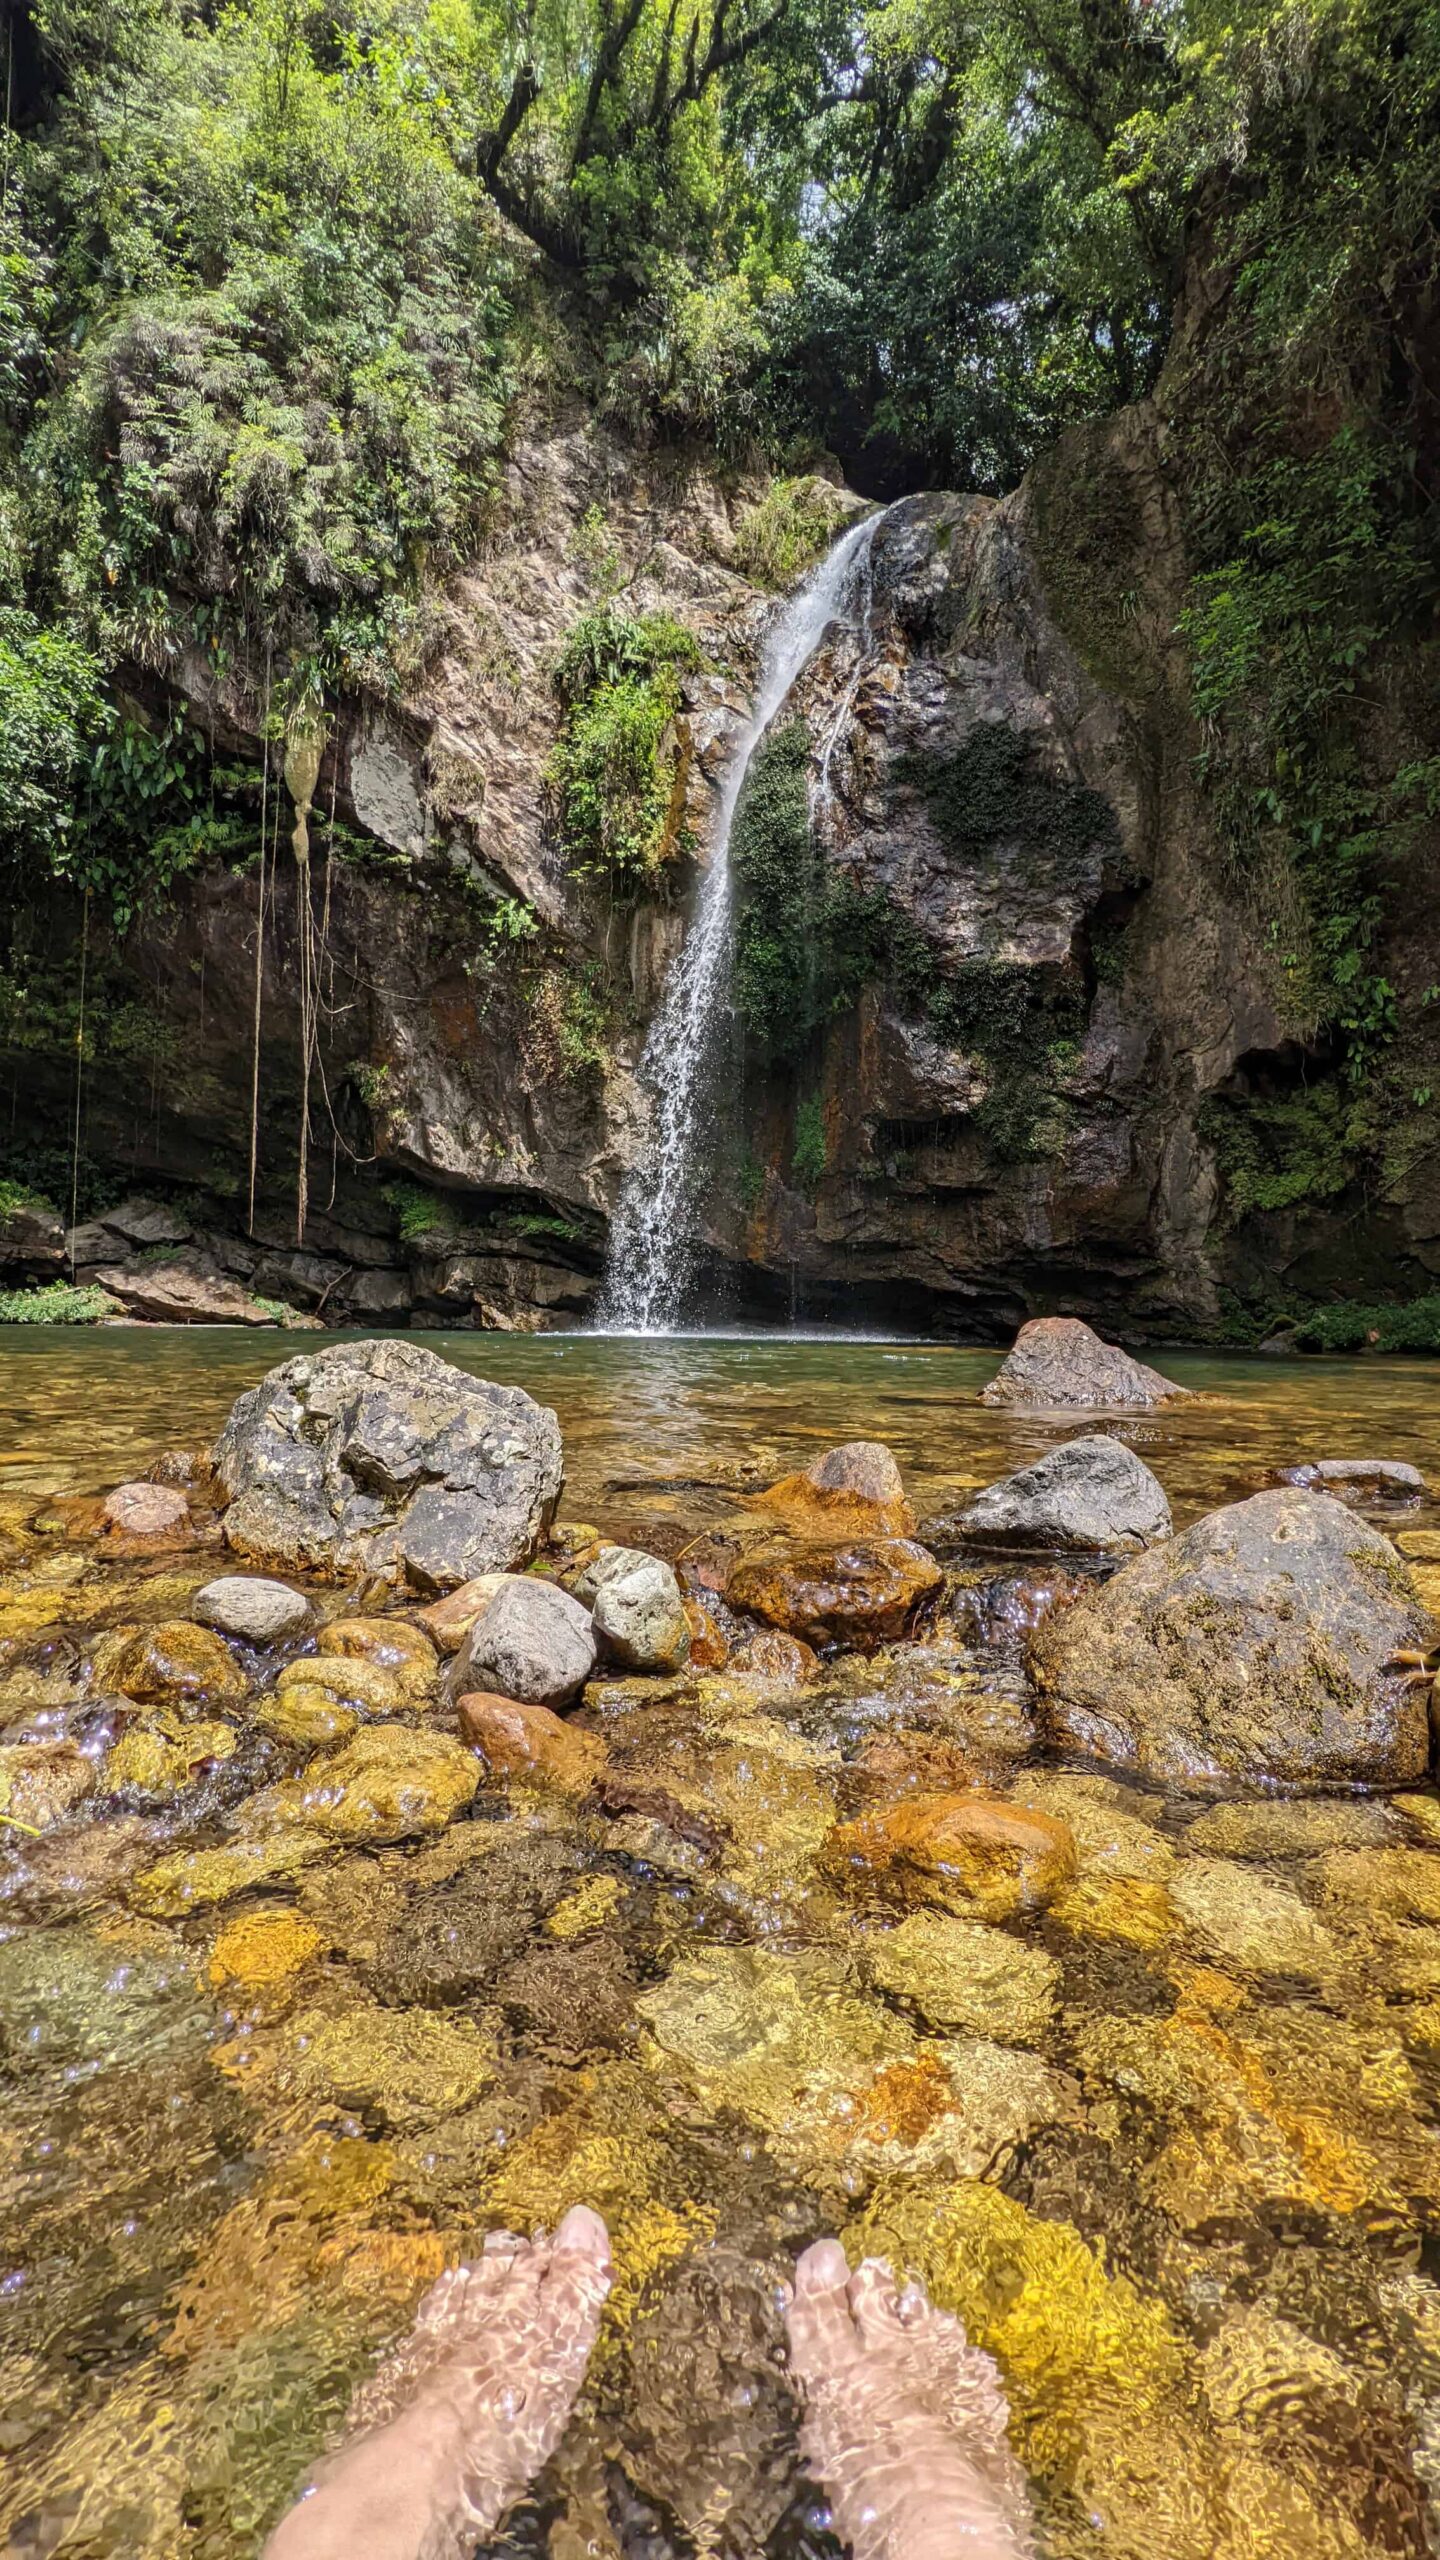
[1280,1457,1425,1500]
[208,1908,324,1998]
[0,1741,96,1831]
[105,1709,238,1799]
[979,1316,1189,1410]
[213,1337,563,1590]
[315,1615,439,1698]
[275,2001,493,2125]
[637,1943,1070,2191]
[101,1482,189,1538]
[366,1831,582,2004]
[956,1434,1172,1554]
[273,1652,411,1716]
[1168,1855,1339,1981]
[91,1619,247,1707]
[451,1575,597,1706]
[255,1723,479,1844]
[193,1574,312,1643]
[129,1830,328,1915]
[1029,1488,1431,1787]
[864,1910,1060,2042]
[824,1791,1077,1919]
[250,1690,360,1748]
[725,1537,943,1647]
[729,1627,819,1681]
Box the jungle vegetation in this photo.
[0,0,1434,1187]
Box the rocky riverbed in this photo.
[3,1327,1440,2557]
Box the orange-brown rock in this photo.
[824,1791,1077,1920]
[729,1628,820,1682]
[756,1441,916,1540]
[725,1538,942,1648]
[412,1574,510,1653]
[457,1691,608,1796]
[684,1597,730,1670]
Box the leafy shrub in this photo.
[0,1282,114,1324]
[733,479,857,592]
[0,1177,57,1220]
[549,606,701,883]
[897,726,1121,892]
[1198,1085,1365,1226]
[383,1181,447,1244]
[1292,1297,1440,1354]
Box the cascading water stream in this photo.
[596,510,884,1333]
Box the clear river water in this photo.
[2,1328,1440,2560]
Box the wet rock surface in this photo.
[979,1318,1190,1410]
[7,1356,1440,2560]
[451,1573,598,1705]
[1030,1487,1433,1787]
[724,1535,943,1646]
[213,1337,563,1589]
[193,1574,313,1643]
[956,1433,1172,1553]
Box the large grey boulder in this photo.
[1029,1488,1432,1788]
[980,1317,1188,1409]
[956,1436,1171,1554]
[453,1576,597,1707]
[213,1339,563,1592]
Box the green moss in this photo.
[0,1281,113,1324]
[731,722,891,1058]
[791,1096,828,1194]
[548,606,702,885]
[895,724,1121,892]
[1028,443,1153,703]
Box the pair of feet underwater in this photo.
[264,2213,1034,2560]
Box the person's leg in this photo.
[264,2207,612,2560]
[785,2239,1035,2560]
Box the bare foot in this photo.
[264,2206,612,2560]
[784,2238,1035,2560]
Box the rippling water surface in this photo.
[1,1327,1439,2560]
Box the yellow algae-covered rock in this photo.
[863,1911,1059,2044]
[637,1944,1071,2191]
[1311,1844,1440,1922]
[167,2131,400,2355]
[1185,1796,1399,1857]
[824,1792,1076,1920]
[274,1652,410,1715]
[1396,1791,1440,1843]
[92,1618,247,1706]
[105,1714,237,1799]
[1197,2303,1355,2430]
[1168,1856,1340,1982]
[842,2176,1184,2479]
[251,1688,360,1748]
[275,2001,494,2126]
[546,1873,625,1940]
[1397,1530,1440,1563]
[209,1908,325,1995]
[316,1615,440,1698]
[1016,1774,1178,1949]
[1075,1995,1436,2228]
[255,1723,479,1845]
[0,1739,95,1831]
[129,1829,327,1916]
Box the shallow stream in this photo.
[3,1330,1440,2558]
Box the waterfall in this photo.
[596,508,883,1333]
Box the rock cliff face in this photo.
[0,402,1337,1334]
